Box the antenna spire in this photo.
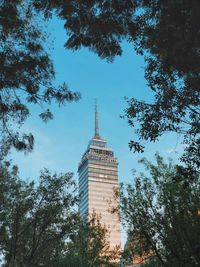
[94,99,100,138]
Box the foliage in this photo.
[0,161,78,267]
[123,1,200,171]
[33,0,135,61]
[33,0,200,170]
[0,0,80,157]
[119,154,200,267]
[0,162,120,267]
[1,1,199,167]
[61,212,120,267]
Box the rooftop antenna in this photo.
[94,99,100,138]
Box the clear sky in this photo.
[11,17,183,184]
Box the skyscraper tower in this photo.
[78,104,121,248]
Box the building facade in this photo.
[78,106,121,248]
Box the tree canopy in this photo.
[119,154,200,267]
[0,161,120,267]
[58,0,199,171]
[0,161,78,267]
[1,2,199,266]
[0,0,80,157]
[61,212,120,267]
[123,0,200,171]
[1,1,199,168]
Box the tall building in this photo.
[78,105,121,248]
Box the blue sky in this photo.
[11,17,183,184]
